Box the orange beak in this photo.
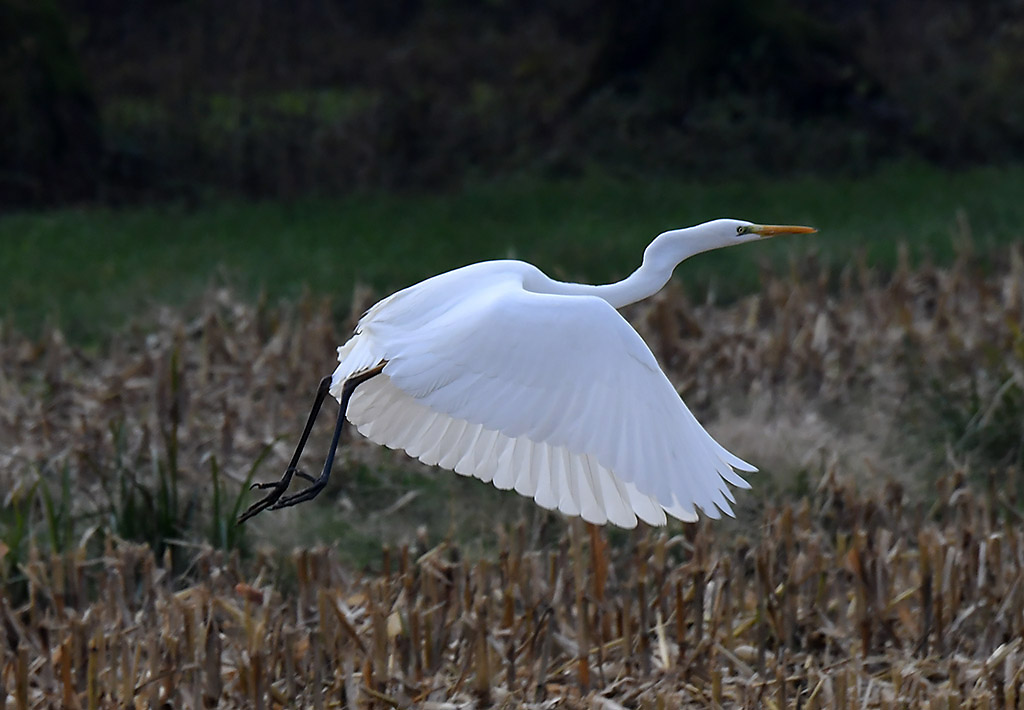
[751,224,818,238]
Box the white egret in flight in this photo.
[239,219,816,528]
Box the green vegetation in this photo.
[3,163,1022,341]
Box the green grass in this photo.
[2,162,1022,341]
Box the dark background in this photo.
[4,0,1024,207]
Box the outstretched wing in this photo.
[338,275,754,528]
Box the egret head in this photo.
[648,219,817,263]
[700,219,817,247]
[632,218,818,306]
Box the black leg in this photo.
[237,375,333,524]
[237,365,383,524]
[267,366,383,510]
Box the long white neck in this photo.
[539,227,726,309]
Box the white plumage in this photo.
[332,264,755,528]
[240,219,815,528]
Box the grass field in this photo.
[2,164,1024,706]
[3,163,1023,341]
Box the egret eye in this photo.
[736,225,748,235]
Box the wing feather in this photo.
[405,412,449,460]
[439,422,482,470]
[595,461,638,528]
[492,437,521,490]
[420,418,466,466]
[336,264,753,527]
[514,439,539,497]
[475,430,504,483]
[533,447,558,510]
[575,455,605,525]
[464,428,499,479]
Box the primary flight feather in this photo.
[239,219,816,528]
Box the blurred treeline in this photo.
[4,0,1024,206]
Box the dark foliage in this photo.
[3,0,1024,205]
[0,0,102,204]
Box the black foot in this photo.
[269,478,328,510]
[237,467,299,524]
[236,365,383,526]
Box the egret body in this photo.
[239,219,815,527]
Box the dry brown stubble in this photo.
[2,244,1024,706]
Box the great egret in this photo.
[239,219,816,528]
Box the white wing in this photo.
[332,267,753,528]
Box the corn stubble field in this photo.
[2,242,1024,708]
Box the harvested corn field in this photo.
[2,245,1024,707]
[3,480,1024,708]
